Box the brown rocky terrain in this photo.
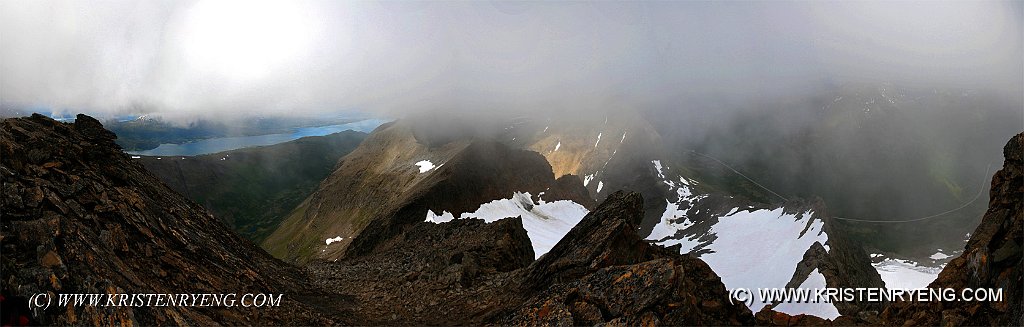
[0,114,332,325]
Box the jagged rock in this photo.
[0,115,332,325]
[520,191,677,290]
[502,191,755,325]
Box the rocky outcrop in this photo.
[503,191,755,325]
[304,217,536,325]
[879,132,1022,326]
[0,114,331,325]
[782,200,886,315]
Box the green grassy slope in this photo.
[138,131,367,242]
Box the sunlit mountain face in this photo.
[1,0,1021,325]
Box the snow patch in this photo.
[774,269,841,319]
[929,251,953,260]
[415,160,436,173]
[554,141,561,152]
[130,156,141,159]
[647,200,694,241]
[596,181,604,193]
[652,160,665,179]
[424,192,589,258]
[583,174,595,186]
[425,210,456,223]
[594,133,602,148]
[873,258,941,289]
[325,236,344,245]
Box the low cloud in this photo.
[1,0,1020,120]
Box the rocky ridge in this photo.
[0,114,331,325]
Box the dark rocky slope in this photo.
[0,115,331,325]
[504,191,755,325]
[138,130,366,241]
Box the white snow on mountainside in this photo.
[425,192,589,258]
[872,257,942,289]
[649,206,828,312]
[415,160,436,173]
[645,159,831,315]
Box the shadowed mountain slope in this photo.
[137,130,366,242]
[262,120,593,264]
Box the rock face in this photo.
[504,191,755,325]
[880,132,1023,326]
[0,115,331,325]
[262,119,594,264]
[138,130,366,242]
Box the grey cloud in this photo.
[1,0,1020,119]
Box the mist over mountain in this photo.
[1,1,1020,120]
[2,1,1021,325]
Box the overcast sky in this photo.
[1,0,1021,119]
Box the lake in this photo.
[126,119,388,156]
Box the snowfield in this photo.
[649,207,828,312]
[646,160,831,315]
[426,192,589,258]
[872,257,942,289]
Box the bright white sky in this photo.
[1,0,1020,119]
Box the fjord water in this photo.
[126,119,389,156]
